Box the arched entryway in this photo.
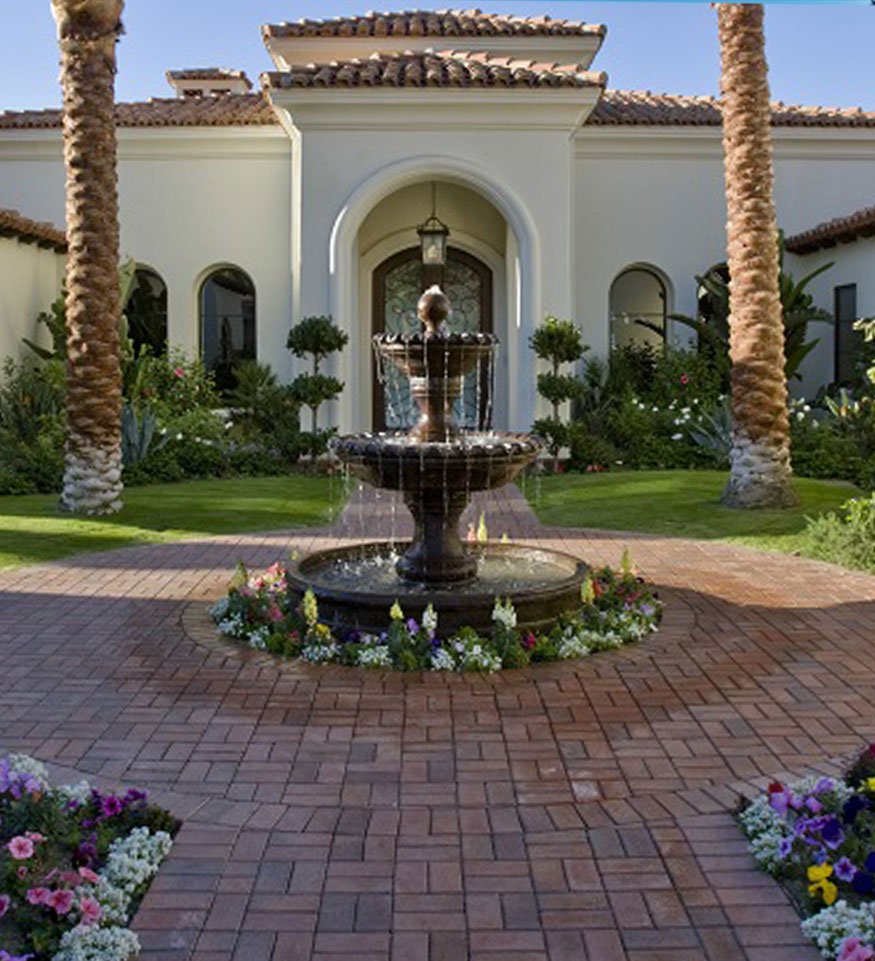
[128,266,168,356]
[372,246,493,431]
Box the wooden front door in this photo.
[372,246,493,432]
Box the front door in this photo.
[372,247,493,432]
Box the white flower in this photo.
[55,925,141,961]
[357,646,392,668]
[491,598,517,630]
[175,433,183,441]
[671,433,684,441]
[422,604,438,633]
[801,901,875,959]
[301,643,340,663]
[57,779,92,806]
[430,648,456,671]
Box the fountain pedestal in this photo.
[398,487,475,583]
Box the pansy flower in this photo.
[835,857,857,881]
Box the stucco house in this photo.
[0,8,873,432]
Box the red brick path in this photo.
[1,486,874,960]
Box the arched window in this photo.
[609,266,668,353]
[127,266,168,356]
[199,266,256,392]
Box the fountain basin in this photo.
[331,431,541,493]
[287,541,588,637]
[331,432,543,582]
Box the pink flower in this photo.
[173,367,185,378]
[0,894,10,917]
[838,938,875,961]
[267,604,284,623]
[78,895,102,925]
[16,867,27,879]
[7,836,34,860]
[24,832,45,843]
[680,372,690,386]
[47,889,75,915]
[78,867,100,884]
[26,887,51,906]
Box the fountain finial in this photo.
[417,285,450,335]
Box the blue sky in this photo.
[1,3,872,113]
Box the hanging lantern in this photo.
[417,183,449,267]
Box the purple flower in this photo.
[100,795,124,818]
[124,788,147,805]
[866,852,875,873]
[806,797,823,814]
[821,817,845,850]
[844,795,869,823]
[814,777,836,795]
[406,618,419,635]
[0,894,10,918]
[778,837,793,859]
[769,787,794,816]
[852,871,874,895]
[73,841,98,868]
[836,857,857,881]
[0,952,35,961]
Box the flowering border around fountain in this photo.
[209,553,664,673]
[0,754,176,961]
[738,744,875,961]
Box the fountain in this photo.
[286,286,588,636]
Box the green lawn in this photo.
[524,470,858,554]
[0,475,338,570]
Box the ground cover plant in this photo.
[210,553,663,673]
[0,475,337,571]
[0,753,175,961]
[739,744,875,960]
[524,470,859,555]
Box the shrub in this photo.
[803,494,875,574]
[530,315,587,469]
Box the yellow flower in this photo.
[807,864,833,883]
[808,877,838,906]
[314,623,332,640]
[865,777,875,793]
[477,513,488,544]
[389,600,404,621]
[581,574,595,605]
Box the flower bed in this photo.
[0,754,177,961]
[739,744,875,960]
[210,555,663,673]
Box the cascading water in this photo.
[286,286,587,636]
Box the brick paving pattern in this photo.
[1,485,874,960]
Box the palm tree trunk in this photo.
[717,3,798,508]
[53,0,125,514]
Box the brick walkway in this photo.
[2,485,874,961]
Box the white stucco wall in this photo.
[574,126,875,399]
[786,236,875,391]
[0,126,293,379]
[0,235,65,362]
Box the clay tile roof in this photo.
[0,207,66,252]
[263,50,606,90]
[589,89,875,128]
[0,93,278,130]
[264,8,606,41]
[784,204,875,254]
[166,67,253,89]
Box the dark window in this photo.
[834,283,862,385]
[127,267,168,356]
[200,267,256,392]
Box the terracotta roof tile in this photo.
[166,67,253,89]
[264,9,605,40]
[0,93,277,130]
[785,204,875,254]
[589,89,875,128]
[0,207,66,251]
[264,50,606,90]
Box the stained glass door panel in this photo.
[372,248,492,432]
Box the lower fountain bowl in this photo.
[287,542,588,638]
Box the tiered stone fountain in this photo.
[287,287,587,635]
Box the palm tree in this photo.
[52,0,125,514]
[717,3,798,508]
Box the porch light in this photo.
[417,183,450,267]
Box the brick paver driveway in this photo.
[1,488,874,961]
